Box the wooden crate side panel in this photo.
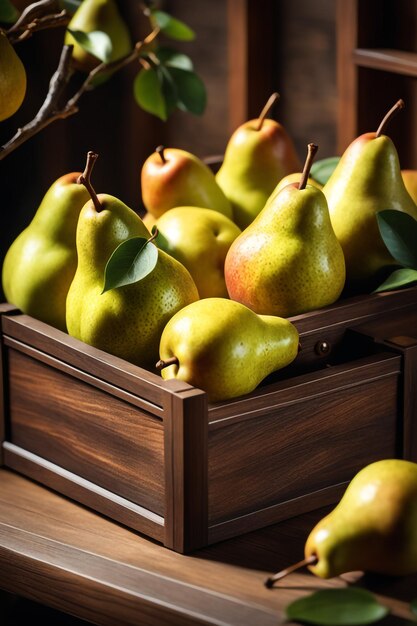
[208,369,400,524]
[7,349,165,516]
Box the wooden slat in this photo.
[209,352,401,424]
[208,482,348,545]
[2,314,169,406]
[3,443,165,543]
[353,48,417,77]
[337,0,359,151]
[164,388,208,553]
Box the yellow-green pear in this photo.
[155,207,241,298]
[157,298,299,402]
[141,146,233,219]
[0,31,27,121]
[305,459,417,578]
[323,100,417,291]
[216,93,301,229]
[65,0,132,73]
[2,173,90,331]
[66,152,199,370]
[225,144,345,317]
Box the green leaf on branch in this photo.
[376,209,417,270]
[411,598,417,618]
[150,10,195,41]
[168,67,206,115]
[155,46,193,70]
[134,67,167,120]
[0,0,19,24]
[102,236,158,293]
[310,156,340,186]
[67,29,113,63]
[286,588,389,626]
[373,267,417,293]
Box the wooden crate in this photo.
[1,287,417,553]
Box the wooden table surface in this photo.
[0,467,416,626]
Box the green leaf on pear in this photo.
[102,236,158,293]
[286,588,389,626]
[373,267,417,293]
[376,209,417,270]
[310,156,341,186]
[0,0,19,24]
[133,67,168,120]
[155,46,194,70]
[67,29,113,63]
[150,10,195,41]
[167,67,207,115]
[411,598,417,618]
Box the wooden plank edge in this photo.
[0,524,280,626]
[208,352,401,427]
[4,336,164,418]
[3,443,165,543]
[1,314,168,406]
[207,482,348,545]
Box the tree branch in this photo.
[0,27,160,161]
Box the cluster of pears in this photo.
[266,458,417,585]
[4,93,417,403]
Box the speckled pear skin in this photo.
[216,118,302,229]
[2,173,90,331]
[159,298,299,402]
[66,195,199,370]
[141,148,233,219]
[155,206,241,298]
[323,133,417,290]
[224,184,346,317]
[305,459,417,579]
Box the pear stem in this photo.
[255,92,280,131]
[298,143,318,190]
[156,356,179,370]
[264,554,318,588]
[375,99,405,138]
[156,145,166,164]
[77,151,102,212]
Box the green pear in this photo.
[225,144,346,317]
[65,0,132,73]
[0,32,26,121]
[157,298,299,402]
[141,146,233,219]
[216,93,301,229]
[155,207,241,299]
[66,152,199,370]
[305,459,417,578]
[2,172,90,331]
[323,100,417,291]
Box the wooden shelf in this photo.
[353,48,417,78]
[337,0,417,162]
